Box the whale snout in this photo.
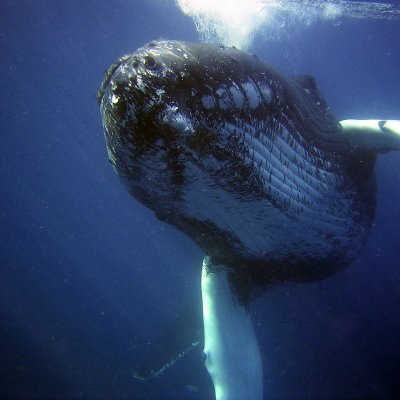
[97,54,136,104]
[98,57,138,112]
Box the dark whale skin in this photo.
[97,40,376,284]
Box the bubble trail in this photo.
[176,0,400,49]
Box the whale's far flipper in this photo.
[340,119,400,153]
[132,300,203,380]
[202,257,263,400]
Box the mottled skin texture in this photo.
[97,40,376,287]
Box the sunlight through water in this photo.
[176,0,400,49]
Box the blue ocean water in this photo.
[0,1,399,399]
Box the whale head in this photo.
[96,40,274,206]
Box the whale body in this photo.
[97,40,376,289]
[96,40,400,400]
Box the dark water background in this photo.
[1,0,399,399]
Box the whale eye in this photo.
[144,55,157,69]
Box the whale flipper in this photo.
[202,257,263,400]
[340,119,400,152]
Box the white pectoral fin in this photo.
[201,257,263,400]
[340,119,400,153]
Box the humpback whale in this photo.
[97,40,400,399]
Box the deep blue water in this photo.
[1,1,399,399]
